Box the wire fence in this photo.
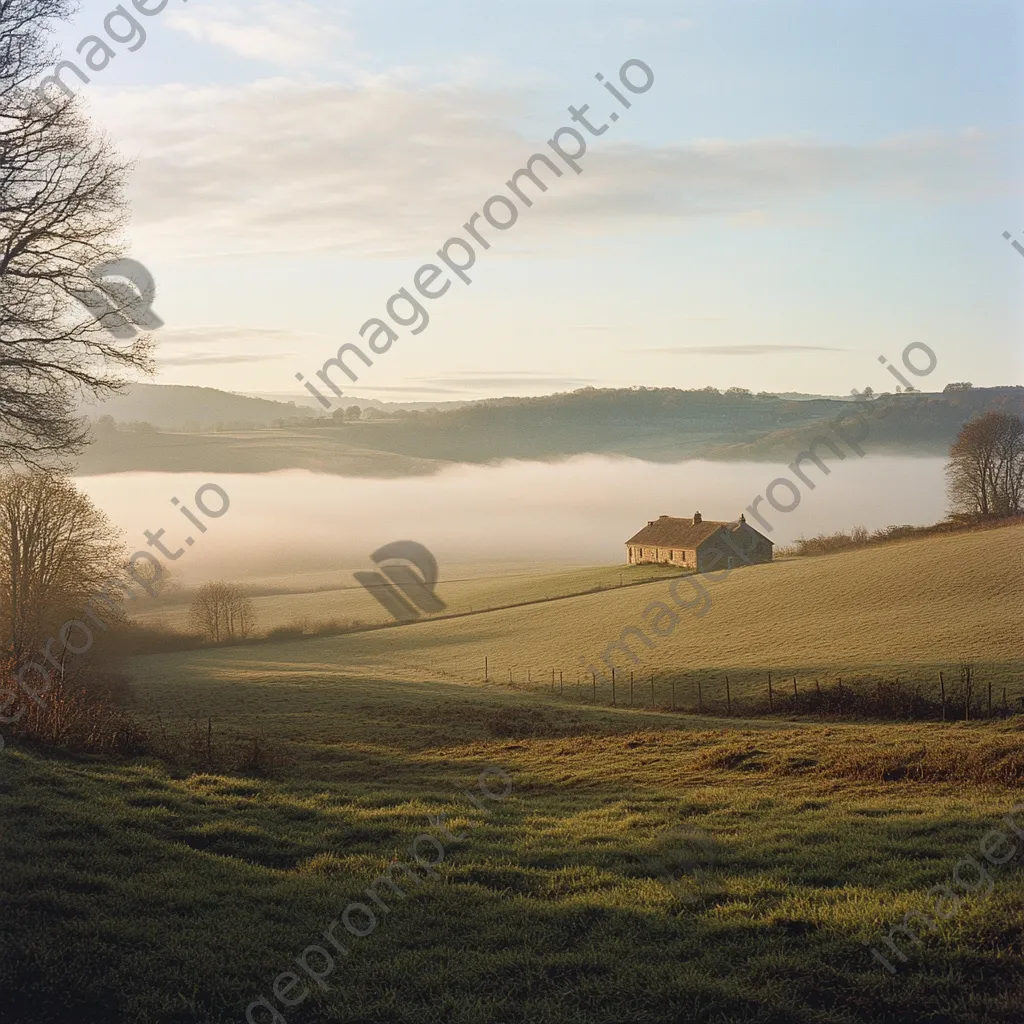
[474,659,1024,722]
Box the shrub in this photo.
[9,675,149,757]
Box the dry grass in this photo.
[6,525,1018,1022]
[128,561,688,636]
[4,673,148,757]
[128,521,1024,704]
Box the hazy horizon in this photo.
[75,454,949,587]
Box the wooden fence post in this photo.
[651,673,655,708]
[485,656,488,681]
[593,672,597,702]
[939,671,946,722]
[726,675,731,716]
[793,677,798,700]
[630,671,634,707]
[612,668,616,706]
[697,678,703,714]
[988,679,992,718]
[768,672,774,713]
[560,671,563,695]
[671,679,676,711]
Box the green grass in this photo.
[3,524,1022,1022]
[3,686,1023,1023]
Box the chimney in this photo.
[693,511,702,524]
[739,513,746,523]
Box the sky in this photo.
[43,0,1024,404]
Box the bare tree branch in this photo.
[0,0,154,466]
[946,411,1024,518]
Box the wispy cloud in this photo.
[351,373,595,394]
[156,326,308,347]
[341,385,466,395]
[642,344,850,356]
[155,325,321,368]
[158,353,283,367]
[167,1,350,65]
[91,79,1012,258]
[423,375,593,389]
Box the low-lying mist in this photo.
[75,455,949,588]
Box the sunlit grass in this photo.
[3,525,1022,1022]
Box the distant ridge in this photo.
[72,383,1024,477]
[78,383,318,430]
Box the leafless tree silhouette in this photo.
[188,582,257,643]
[0,0,153,465]
[946,411,1024,517]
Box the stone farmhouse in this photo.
[625,512,773,571]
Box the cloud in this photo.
[422,375,594,389]
[154,325,326,367]
[156,325,309,347]
[642,345,850,356]
[90,80,1013,258]
[340,385,466,395]
[157,353,283,366]
[167,1,350,65]
[348,373,595,393]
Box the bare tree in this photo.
[0,467,128,671]
[994,413,1024,515]
[0,0,153,465]
[946,411,1024,518]
[188,582,257,643]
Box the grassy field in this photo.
[3,524,1022,1023]
[129,522,1024,708]
[131,562,690,636]
[3,669,1023,1023]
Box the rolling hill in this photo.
[5,526,1022,1024]
[73,384,1024,476]
[129,521,1024,709]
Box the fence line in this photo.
[479,659,1023,721]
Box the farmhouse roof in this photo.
[625,515,762,548]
